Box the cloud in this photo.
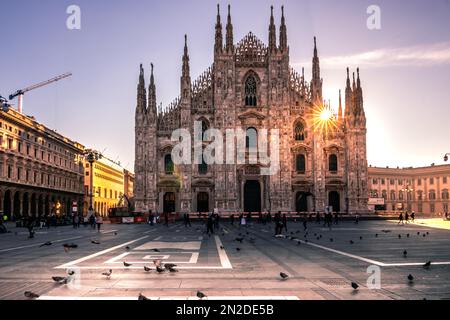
[293,42,450,69]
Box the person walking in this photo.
[405,211,409,224]
[230,213,235,225]
[239,213,246,229]
[96,214,103,232]
[214,213,220,230]
[266,212,272,224]
[246,212,252,226]
[27,216,35,239]
[334,212,339,225]
[282,214,288,232]
[411,211,415,222]
[274,211,281,236]
[72,214,78,228]
[184,213,192,227]
[315,211,321,224]
[398,212,404,225]
[303,217,308,232]
[206,212,214,236]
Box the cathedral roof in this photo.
[235,32,268,66]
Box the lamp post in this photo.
[83,150,102,214]
[401,185,414,212]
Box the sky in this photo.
[1,0,450,171]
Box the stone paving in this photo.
[1,219,450,300]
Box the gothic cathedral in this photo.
[134,5,369,215]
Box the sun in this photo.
[308,102,338,135]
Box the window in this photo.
[294,122,306,141]
[372,178,378,185]
[417,190,423,201]
[444,177,448,184]
[429,190,436,200]
[381,178,385,185]
[390,179,395,185]
[198,155,208,175]
[430,177,434,185]
[8,138,13,149]
[7,165,12,178]
[390,190,396,201]
[296,154,306,174]
[442,189,449,200]
[329,154,338,172]
[399,191,404,201]
[244,75,257,106]
[382,190,387,200]
[164,154,174,175]
[417,178,422,186]
[18,142,22,153]
[246,128,257,150]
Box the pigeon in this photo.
[102,269,112,277]
[235,237,244,243]
[220,246,225,250]
[125,246,131,250]
[349,240,354,245]
[63,243,78,252]
[39,241,52,247]
[280,272,289,280]
[407,234,410,238]
[152,248,160,252]
[359,236,363,240]
[138,293,150,300]
[144,266,152,272]
[164,263,177,270]
[168,267,179,273]
[417,232,420,235]
[91,240,100,244]
[330,238,334,242]
[24,291,40,299]
[52,276,68,284]
[423,261,431,268]
[197,291,207,299]
[403,250,408,257]
[351,282,359,290]
[426,232,430,235]
[375,234,378,238]
[123,262,132,267]
[423,234,426,238]
[156,266,165,273]
[68,270,75,276]
[114,232,118,236]
[316,237,320,240]
[407,274,414,282]
[236,248,241,251]
[398,234,402,239]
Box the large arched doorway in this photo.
[22,193,29,217]
[328,191,341,213]
[30,194,37,217]
[295,192,309,213]
[244,180,261,213]
[197,192,209,213]
[3,190,12,218]
[13,192,21,219]
[163,192,176,213]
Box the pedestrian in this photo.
[239,213,246,228]
[164,211,169,227]
[246,212,252,226]
[334,212,339,225]
[184,213,192,227]
[303,217,308,231]
[398,212,404,225]
[282,214,288,232]
[206,212,214,235]
[274,211,281,235]
[148,210,154,226]
[411,211,415,222]
[266,212,272,224]
[96,214,103,232]
[89,213,96,229]
[405,211,409,224]
[214,213,220,230]
[230,213,235,225]
[72,215,77,228]
[315,211,321,224]
[27,216,35,239]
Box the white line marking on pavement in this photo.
[153,236,162,241]
[0,236,83,253]
[100,230,118,235]
[215,235,232,269]
[300,240,450,267]
[38,295,299,300]
[54,236,149,269]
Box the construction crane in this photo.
[8,72,72,113]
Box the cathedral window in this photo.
[246,127,257,151]
[198,154,208,175]
[329,154,338,172]
[294,122,306,141]
[295,154,306,174]
[244,75,257,106]
[164,154,174,175]
[390,190,396,201]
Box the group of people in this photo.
[398,211,415,224]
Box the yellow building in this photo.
[83,152,125,217]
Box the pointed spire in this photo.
[225,4,234,52]
[182,34,190,78]
[338,89,343,121]
[314,36,318,57]
[352,72,356,91]
[312,36,320,81]
[357,67,361,88]
[279,5,287,52]
[148,63,156,115]
[269,5,277,52]
[214,3,223,54]
[136,64,147,114]
[346,67,351,89]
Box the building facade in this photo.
[0,106,85,219]
[83,153,126,217]
[368,165,450,215]
[134,5,369,214]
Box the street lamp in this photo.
[401,185,414,212]
[83,150,102,213]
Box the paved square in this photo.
[1,219,450,300]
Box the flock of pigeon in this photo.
[23,224,436,299]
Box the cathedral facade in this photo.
[134,5,369,215]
